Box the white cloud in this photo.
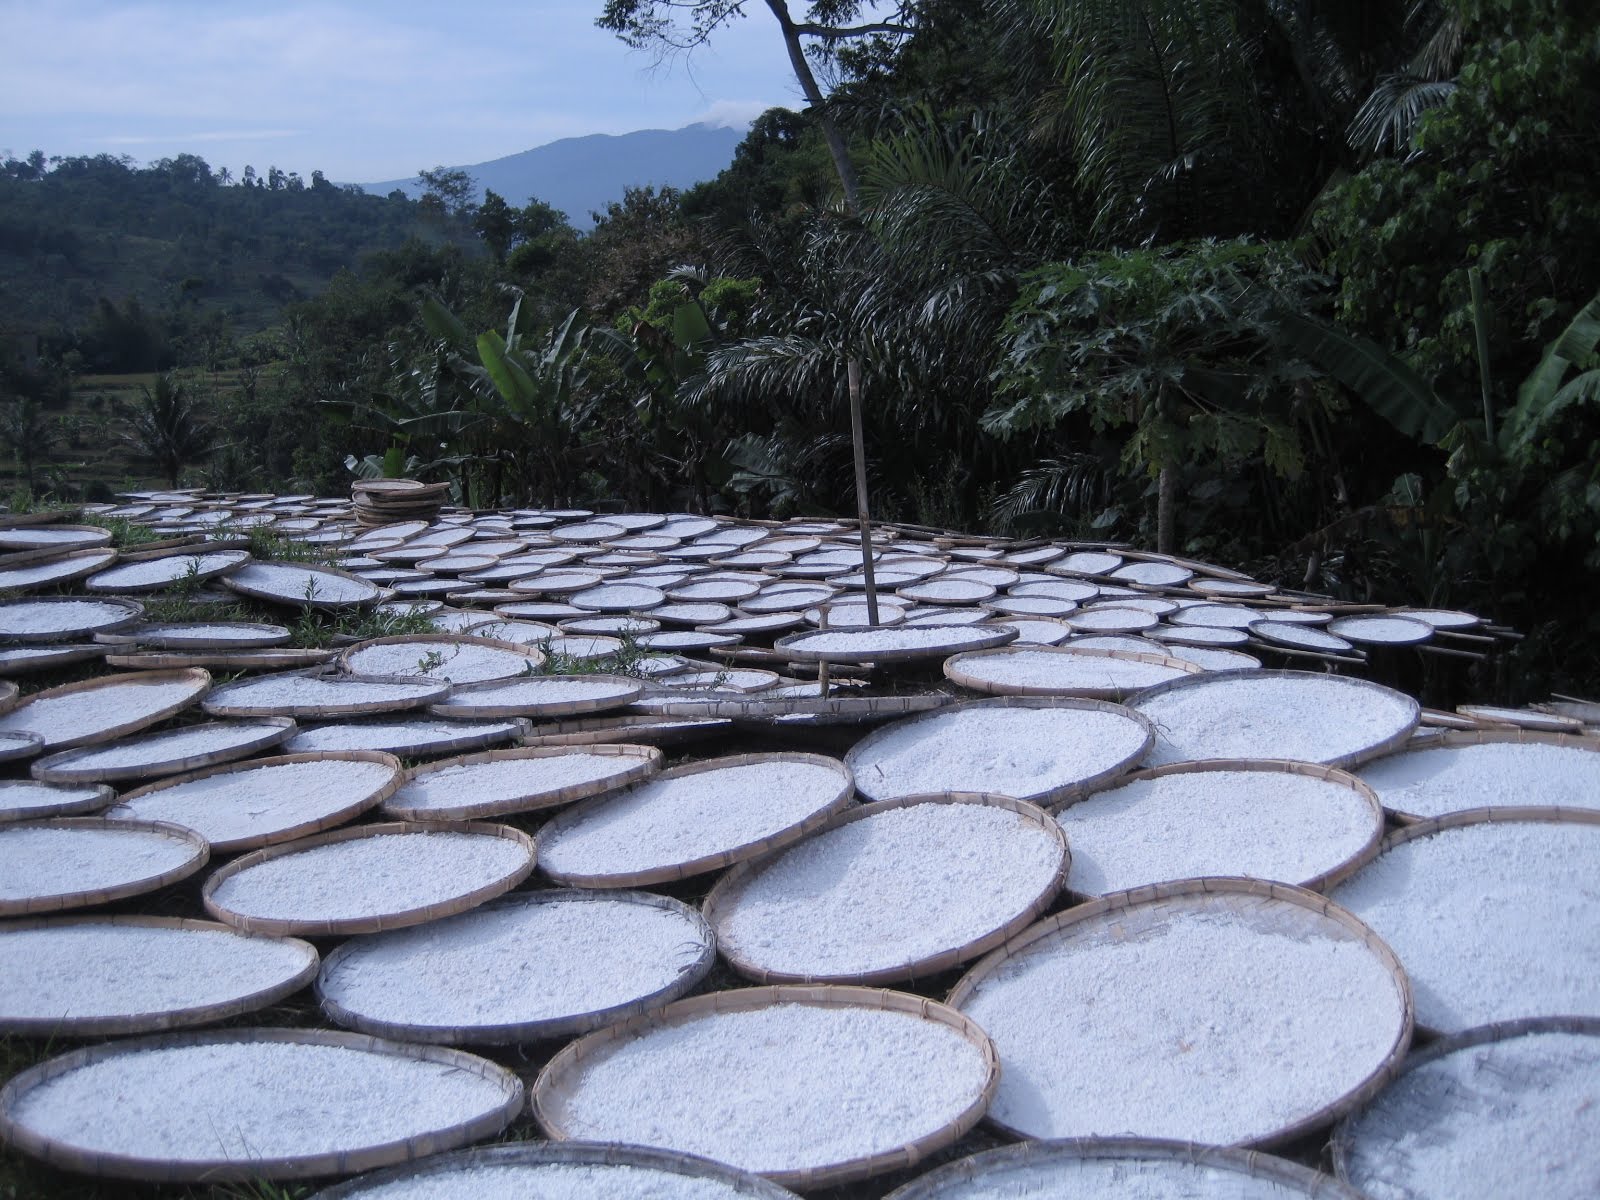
[691,99,789,130]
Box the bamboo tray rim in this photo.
[200,671,452,718]
[943,644,1203,699]
[1361,729,1600,824]
[29,717,297,785]
[0,777,113,823]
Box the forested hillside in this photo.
[0,0,1595,696]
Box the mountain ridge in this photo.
[361,122,746,229]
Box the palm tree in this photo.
[121,374,215,488]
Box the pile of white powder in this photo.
[538,758,848,881]
[7,1039,511,1161]
[210,831,531,923]
[0,674,205,748]
[548,1002,991,1174]
[957,903,1405,1144]
[343,641,539,684]
[714,801,1064,978]
[0,824,200,904]
[284,718,523,755]
[1133,674,1417,766]
[896,1150,1329,1198]
[0,922,312,1027]
[1330,818,1600,1032]
[950,648,1190,695]
[1339,1027,1600,1200]
[35,720,288,777]
[1057,767,1379,895]
[319,893,709,1036]
[846,705,1151,802]
[326,1161,771,1200]
[1356,739,1600,819]
[389,752,648,817]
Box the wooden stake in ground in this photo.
[848,358,880,626]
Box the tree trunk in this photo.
[764,0,862,211]
[1157,464,1176,555]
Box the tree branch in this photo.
[791,20,913,38]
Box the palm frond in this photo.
[1347,74,1457,156]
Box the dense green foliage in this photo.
[0,0,1595,696]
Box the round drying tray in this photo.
[338,634,545,684]
[1055,760,1384,897]
[0,644,106,675]
[521,712,733,747]
[307,1140,801,1199]
[845,696,1153,805]
[428,673,642,720]
[705,793,1068,985]
[83,549,251,594]
[948,878,1413,1147]
[203,820,536,937]
[944,645,1201,699]
[0,1027,522,1183]
[317,888,715,1045]
[641,692,955,727]
[201,672,451,718]
[104,647,339,672]
[0,779,114,823]
[0,730,42,763]
[0,667,211,751]
[0,596,143,643]
[775,623,1017,663]
[383,743,661,821]
[536,752,854,888]
[0,915,317,1037]
[0,818,209,916]
[1328,808,1600,1033]
[882,1137,1362,1199]
[1332,1017,1600,1200]
[30,717,297,784]
[1326,614,1434,646]
[96,619,290,650]
[532,984,998,1190]
[1455,703,1582,732]
[105,751,403,855]
[223,560,382,610]
[283,716,528,756]
[1130,669,1419,767]
[1355,729,1600,823]
[0,547,117,592]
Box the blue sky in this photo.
[0,1,798,182]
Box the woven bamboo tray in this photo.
[947,877,1413,1148]
[307,1140,801,1198]
[30,717,297,784]
[636,692,954,727]
[223,560,382,610]
[845,696,1154,805]
[775,623,1017,663]
[0,817,210,916]
[201,671,451,718]
[1332,1017,1600,1200]
[537,751,853,888]
[202,820,536,936]
[521,712,733,747]
[705,792,1068,985]
[1130,669,1420,768]
[427,673,643,720]
[532,984,1000,1190]
[1054,758,1385,897]
[0,779,115,823]
[1328,807,1600,1034]
[0,914,318,1036]
[944,644,1201,699]
[317,888,715,1045]
[0,1027,522,1182]
[384,743,661,821]
[0,547,117,592]
[0,596,144,642]
[0,643,106,675]
[884,1137,1362,1198]
[95,619,290,649]
[337,632,546,683]
[83,548,252,594]
[107,750,403,855]
[0,730,42,763]
[1356,728,1600,823]
[283,715,528,757]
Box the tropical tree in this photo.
[120,374,215,488]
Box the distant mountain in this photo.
[362,123,746,229]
